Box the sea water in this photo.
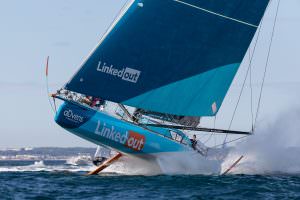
[0,160,300,200]
[0,171,299,199]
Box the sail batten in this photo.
[173,0,258,28]
[65,0,270,117]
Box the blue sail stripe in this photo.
[123,63,240,116]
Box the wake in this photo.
[0,160,95,173]
[223,108,300,175]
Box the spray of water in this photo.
[223,108,300,174]
[156,151,223,175]
[105,152,223,175]
[104,156,162,175]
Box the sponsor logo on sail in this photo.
[95,121,145,151]
[97,61,141,83]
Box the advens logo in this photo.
[97,61,141,83]
[95,121,145,151]
[64,110,84,123]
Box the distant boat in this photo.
[51,0,272,174]
[66,153,92,166]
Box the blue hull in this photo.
[55,101,193,155]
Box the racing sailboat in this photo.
[51,0,271,174]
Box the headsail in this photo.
[65,0,270,117]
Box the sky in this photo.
[0,0,299,148]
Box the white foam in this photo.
[103,156,162,175]
[222,108,300,175]
[156,151,222,175]
[0,161,95,173]
[0,152,223,175]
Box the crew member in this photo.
[132,108,142,123]
[91,97,99,108]
[190,134,208,156]
[82,95,93,106]
[190,134,198,150]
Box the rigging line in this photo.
[223,60,251,143]
[248,22,265,130]
[173,0,258,28]
[223,15,264,145]
[53,97,57,113]
[231,25,263,130]
[204,116,216,144]
[213,135,250,149]
[214,116,217,146]
[249,50,254,131]
[118,104,136,123]
[254,0,281,130]
[223,0,273,145]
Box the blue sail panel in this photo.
[123,63,240,116]
[65,0,270,116]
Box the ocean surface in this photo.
[0,160,299,200]
[1,147,300,199]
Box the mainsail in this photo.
[65,0,270,117]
